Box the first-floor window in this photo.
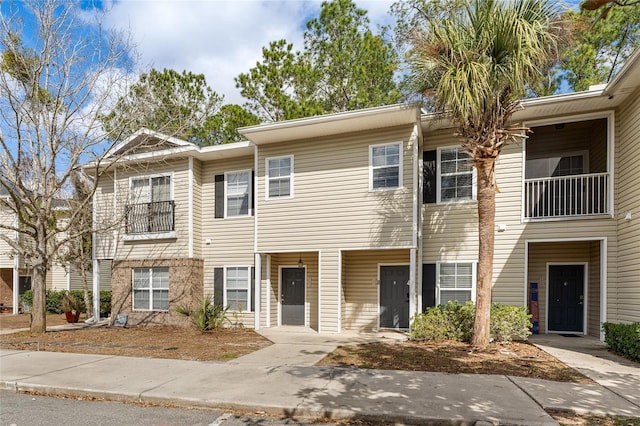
[133,267,169,311]
[437,262,475,305]
[225,266,250,311]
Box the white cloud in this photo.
[103,0,395,105]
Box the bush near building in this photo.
[603,322,640,361]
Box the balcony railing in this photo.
[125,200,175,234]
[524,172,610,220]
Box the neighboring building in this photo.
[94,49,640,339]
[0,187,111,314]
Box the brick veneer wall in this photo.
[0,268,13,308]
[111,258,203,327]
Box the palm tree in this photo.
[408,0,566,348]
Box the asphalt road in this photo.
[0,390,349,426]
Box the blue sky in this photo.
[76,0,397,106]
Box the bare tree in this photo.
[0,0,138,333]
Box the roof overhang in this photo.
[238,103,420,145]
[83,140,254,170]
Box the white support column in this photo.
[92,258,100,320]
[12,255,19,314]
[254,253,261,330]
[410,248,417,321]
[266,254,271,327]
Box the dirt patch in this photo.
[317,340,593,383]
[0,313,69,329]
[0,324,271,362]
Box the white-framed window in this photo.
[437,262,476,305]
[129,174,172,204]
[132,267,169,311]
[437,146,475,202]
[225,266,250,311]
[225,170,251,217]
[266,155,293,199]
[126,173,174,235]
[370,142,402,190]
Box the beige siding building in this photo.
[94,50,640,338]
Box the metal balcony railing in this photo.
[125,200,175,234]
[524,173,610,219]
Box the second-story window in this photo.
[370,142,402,190]
[127,174,174,234]
[225,170,251,217]
[438,146,475,202]
[266,155,293,199]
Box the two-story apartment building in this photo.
[93,48,640,339]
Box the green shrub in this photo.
[175,296,229,331]
[20,290,33,310]
[490,303,532,343]
[603,322,640,361]
[20,289,111,315]
[409,301,475,342]
[100,290,111,314]
[410,301,532,344]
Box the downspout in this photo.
[410,117,420,321]
[253,143,260,330]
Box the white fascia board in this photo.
[239,104,420,144]
[104,128,192,159]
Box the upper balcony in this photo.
[125,200,175,235]
[524,116,611,221]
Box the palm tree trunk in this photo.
[472,158,496,348]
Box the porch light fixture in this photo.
[298,254,304,269]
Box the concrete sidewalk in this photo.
[1,330,639,425]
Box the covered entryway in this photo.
[281,267,305,326]
[548,264,585,333]
[379,265,410,329]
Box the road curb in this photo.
[1,380,509,425]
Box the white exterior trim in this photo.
[436,145,477,204]
[188,157,193,258]
[223,265,253,313]
[128,172,175,204]
[224,169,253,218]
[369,141,403,191]
[524,237,607,341]
[522,111,615,222]
[265,155,294,200]
[254,145,259,253]
[435,261,477,305]
[545,262,588,336]
[254,253,261,329]
[266,254,271,328]
[123,231,176,241]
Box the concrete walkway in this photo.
[1,328,639,425]
[530,334,640,413]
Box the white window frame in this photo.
[224,169,252,218]
[436,146,476,203]
[224,266,252,312]
[128,172,174,204]
[132,267,169,311]
[436,261,477,305]
[265,155,294,200]
[125,172,176,240]
[369,142,403,191]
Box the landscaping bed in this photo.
[317,339,593,383]
[0,324,271,362]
